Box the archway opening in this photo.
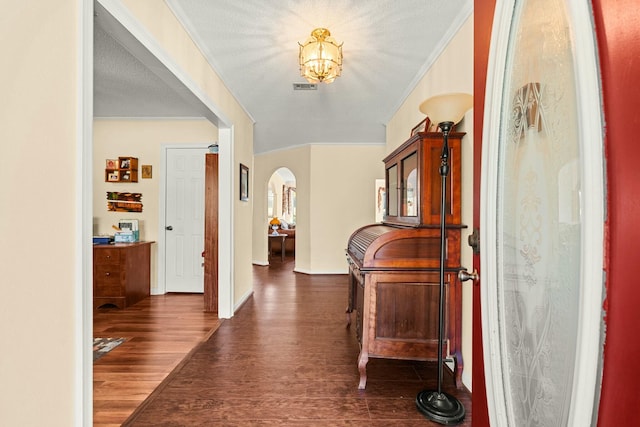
[267,168,297,262]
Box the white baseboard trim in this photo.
[462,371,472,391]
[252,260,269,266]
[234,289,253,313]
[293,268,348,275]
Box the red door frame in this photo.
[473,1,640,425]
[592,1,640,425]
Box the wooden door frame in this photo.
[204,153,218,312]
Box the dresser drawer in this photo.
[94,265,123,284]
[94,248,121,265]
[94,281,125,297]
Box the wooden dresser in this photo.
[346,131,465,389]
[93,241,153,309]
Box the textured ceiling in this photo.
[94,0,473,153]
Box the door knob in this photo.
[458,268,479,282]
[166,225,173,231]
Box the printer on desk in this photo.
[114,219,139,243]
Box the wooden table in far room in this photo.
[268,233,287,262]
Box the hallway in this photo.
[123,258,471,425]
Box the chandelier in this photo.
[298,28,343,84]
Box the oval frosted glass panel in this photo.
[495,0,581,425]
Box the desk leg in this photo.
[281,237,285,261]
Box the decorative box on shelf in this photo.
[93,236,112,245]
[115,219,139,242]
[114,231,137,243]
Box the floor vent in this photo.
[293,83,318,90]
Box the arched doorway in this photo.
[267,167,296,262]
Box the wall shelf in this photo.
[105,157,139,183]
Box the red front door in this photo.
[472,1,495,425]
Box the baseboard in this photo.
[234,289,253,313]
[293,268,348,275]
[252,260,269,266]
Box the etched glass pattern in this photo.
[495,0,581,425]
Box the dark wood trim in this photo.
[204,153,219,313]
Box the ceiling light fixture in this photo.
[298,28,343,84]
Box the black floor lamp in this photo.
[415,93,473,425]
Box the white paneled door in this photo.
[165,147,208,293]
[481,0,605,426]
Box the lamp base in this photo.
[415,390,465,425]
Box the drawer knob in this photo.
[105,272,110,276]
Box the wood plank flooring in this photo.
[93,294,222,426]
[121,257,472,426]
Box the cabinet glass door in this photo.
[401,153,418,216]
[386,164,398,216]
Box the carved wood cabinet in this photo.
[346,131,465,389]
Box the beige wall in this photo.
[386,14,474,389]
[93,119,217,293]
[1,1,254,424]
[0,1,82,425]
[253,144,385,273]
[308,145,386,273]
[117,0,255,308]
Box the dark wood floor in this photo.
[122,256,472,426]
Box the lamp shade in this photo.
[419,93,473,126]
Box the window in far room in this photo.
[267,186,274,217]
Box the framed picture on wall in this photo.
[141,165,153,179]
[240,163,249,201]
[411,117,431,136]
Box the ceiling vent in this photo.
[293,83,318,91]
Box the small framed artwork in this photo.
[411,117,431,137]
[106,159,118,169]
[107,171,120,182]
[240,163,249,201]
[120,158,131,169]
[141,165,152,179]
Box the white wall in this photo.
[386,13,474,389]
[253,144,385,273]
[93,119,217,293]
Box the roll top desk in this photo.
[346,131,465,389]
